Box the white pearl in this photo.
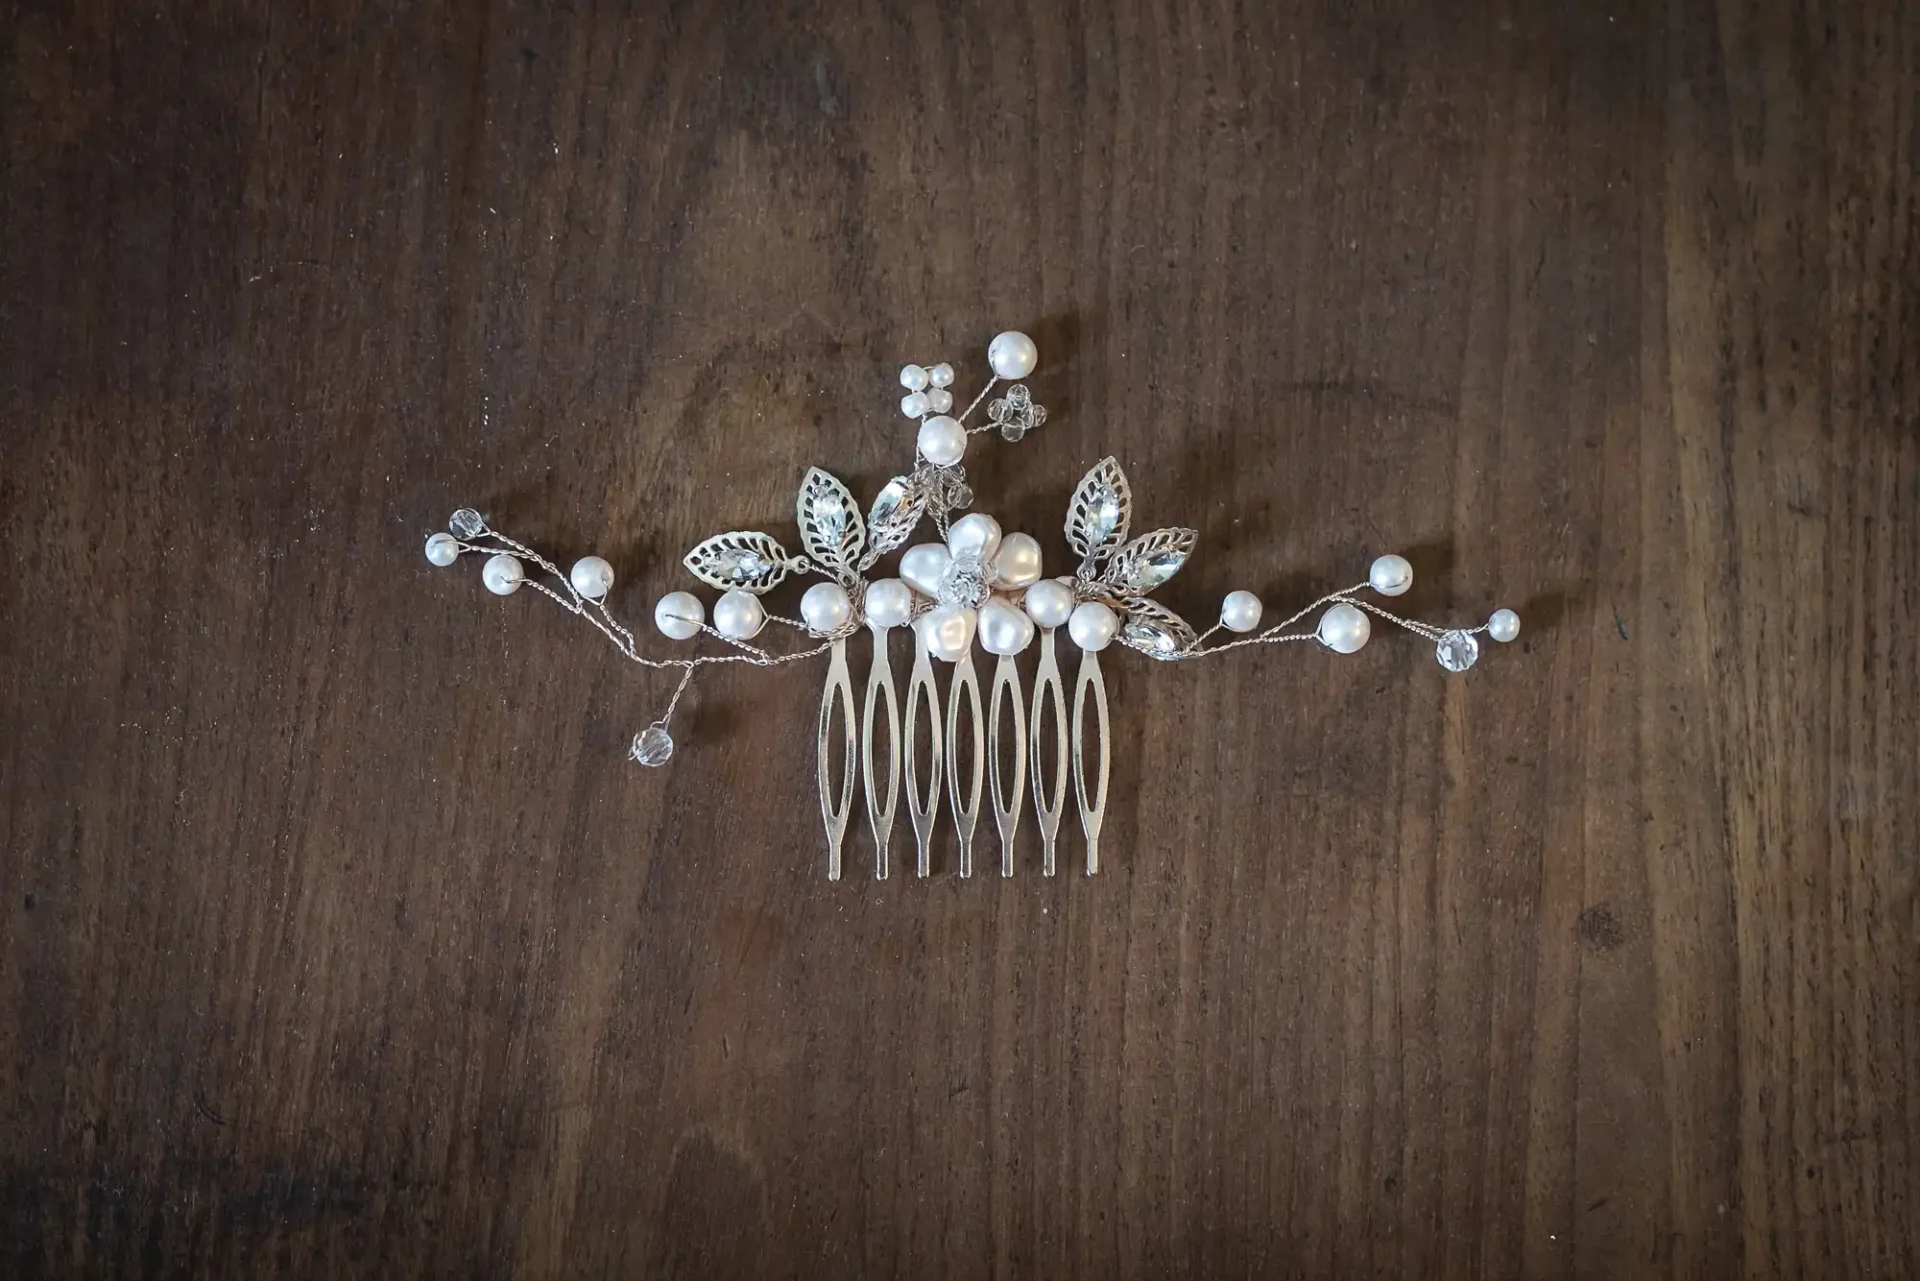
[928,362,954,388]
[978,597,1036,656]
[1022,579,1075,629]
[1067,601,1119,651]
[917,415,966,467]
[1487,608,1521,643]
[900,391,929,418]
[800,581,853,634]
[899,543,952,597]
[864,578,913,630]
[1318,602,1371,653]
[915,604,977,661]
[899,363,930,391]
[991,532,1043,588]
[712,589,767,640]
[1369,554,1413,597]
[654,591,705,640]
[925,387,953,414]
[569,555,615,600]
[988,330,1038,380]
[482,553,524,595]
[425,532,461,566]
[946,512,1003,562]
[1220,590,1263,633]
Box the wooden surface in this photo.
[2,0,1916,1276]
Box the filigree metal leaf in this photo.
[1065,457,1132,562]
[797,467,866,576]
[865,474,928,560]
[1103,527,1197,594]
[683,531,796,594]
[1117,597,1197,660]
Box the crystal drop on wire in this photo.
[631,724,674,767]
[1436,630,1480,673]
[450,508,487,538]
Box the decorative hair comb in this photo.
[425,329,1521,879]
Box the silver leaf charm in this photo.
[864,474,928,562]
[683,530,798,594]
[1117,597,1197,660]
[797,467,866,580]
[1065,457,1132,564]
[1103,527,1197,595]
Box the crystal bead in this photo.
[1436,630,1480,672]
[449,508,487,538]
[936,553,991,608]
[631,724,674,767]
[948,481,973,510]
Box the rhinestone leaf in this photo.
[1103,527,1198,594]
[797,467,866,577]
[683,530,794,594]
[1436,629,1480,672]
[1117,597,1197,660]
[865,474,929,560]
[1065,457,1133,562]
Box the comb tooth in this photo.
[904,642,943,877]
[1071,647,1110,876]
[817,637,858,880]
[861,626,901,880]
[988,654,1027,877]
[945,652,985,877]
[1029,629,1068,877]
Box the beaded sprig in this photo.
[425,329,1522,878]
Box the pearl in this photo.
[899,363,930,391]
[928,362,954,388]
[569,555,615,600]
[1487,608,1521,643]
[900,391,929,418]
[988,330,1038,380]
[653,591,705,640]
[1219,590,1263,633]
[917,415,967,467]
[864,578,914,629]
[425,532,461,566]
[899,543,952,597]
[712,589,767,640]
[800,581,853,634]
[482,553,525,595]
[1022,578,1075,629]
[1318,602,1371,653]
[1067,601,1119,651]
[1369,554,1413,597]
[978,597,1036,656]
[916,604,977,661]
[925,387,953,414]
[946,512,1003,562]
[991,532,1043,589]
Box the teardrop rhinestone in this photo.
[1084,483,1122,543]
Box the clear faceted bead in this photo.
[631,724,674,767]
[1435,630,1480,673]
[449,508,487,538]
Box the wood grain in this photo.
[2,0,1915,1275]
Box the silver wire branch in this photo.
[1179,581,1483,658]
[451,531,836,677]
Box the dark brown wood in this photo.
[3,0,1916,1275]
